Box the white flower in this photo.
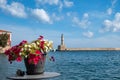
[24,44,28,48]
[28,45,31,48]
[36,41,39,45]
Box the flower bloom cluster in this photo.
[4,36,53,65]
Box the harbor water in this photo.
[1,51,120,80]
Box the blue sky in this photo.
[0,0,120,48]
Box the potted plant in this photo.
[4,36,53,75]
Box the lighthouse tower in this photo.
[57,34,66,51]
[61,34,64,45]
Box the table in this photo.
[7,72,60,80]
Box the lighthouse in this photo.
[61,34,64,45]
[57,34,66,51]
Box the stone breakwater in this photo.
[65,48,120,51]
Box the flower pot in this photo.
[24,55,46,75]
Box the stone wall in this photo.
[66,48,120,51]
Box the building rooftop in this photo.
[0,30,11,33]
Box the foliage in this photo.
[0,33,9,47]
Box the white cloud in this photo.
[66,12,71,16]
[102,12,120,32]
[7,2,27,18]
[107,8,112,15]
[115,12,120,21]
[0,0,27,18]
[52,13,64,21]
[103,19,112,31]
[47,0,59,5]
[89,11,107,19]
[64,0,73,7]
[60,0,73,11]
[36,0,59,5]
[83,13,89,18]
[72,13,90,28]
[0,0,7,8]
[106,0,117,15]
[64,34,120,48]
[32,9,51,23]
[83,31,94,38]
[35,0,74,11]
[112,0,117,8]
[72,17,88,28]
[0,0,6,4]
[59,1,63,11]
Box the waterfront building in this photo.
[0,30,12,53]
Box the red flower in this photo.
[29,54,36,59]
[16,56,22,62]
[35,50,42,54]
[4,36,53,65]
[4,49,11,55]
[38,36,44,40]
[40,41,44,50]
[19,40,27,46]
[28,54,41,65]
[33,56,40,65]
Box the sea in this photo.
[1,51,120,80]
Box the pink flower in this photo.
[4,49,11,55]
[29,54,36,59]
[40,41,44,50]
[38,36,43,40]
[19,40,27,46]
[16,56,22,62]
[33,57,39,65]
[35,50,41,54]
[4,36,53,65]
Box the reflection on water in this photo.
[1,51,120,80]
